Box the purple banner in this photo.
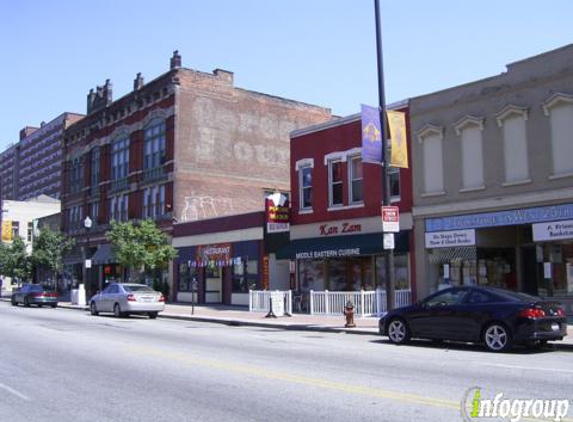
[361,104,383,164]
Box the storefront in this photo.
[422,203,573,314]
[276,231,412,294]
[175,240,261,306]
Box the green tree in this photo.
[30,227,75,284]
[107,219,177,284]
[0,237,33,283]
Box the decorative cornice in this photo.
[542,92,573,116]
[495,104,529,127]
[416,123,444,144]
[453,115,484,136]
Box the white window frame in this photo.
[543,93,573,179]
[297,162,313,211]
[328,159,344,208]
[348,155,363,205]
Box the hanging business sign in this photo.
[2,220,12,242]
[265,192,290,233]
[425,229,476,249]
[532,220,573,242]
[195,243,232,267]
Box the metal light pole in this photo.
[84,216,92,301]
[374,0,395,311]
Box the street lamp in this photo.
[84,216,92,300]
[374,0,395,311]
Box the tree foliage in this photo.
[0,237,33,282]
[107,219,177,281]
[30,227,76,277]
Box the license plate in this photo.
[141,297,153,302]
[551,323,560,332]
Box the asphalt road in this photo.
[1,302,572,422]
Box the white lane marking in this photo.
[483,363,573,374]
[0,382,31,401]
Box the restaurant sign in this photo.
[193,243,233,267]
[295,248,361,260]
[266,192,290,233]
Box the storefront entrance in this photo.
[205,265,222,303]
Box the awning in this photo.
[275,232,409,260]
[91,244,116,265]
[428,247,477,264]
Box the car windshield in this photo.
[123,285,154,292]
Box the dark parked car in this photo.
[379,286,567,352]
[11,284,58,308]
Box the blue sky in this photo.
[0,0,572,149]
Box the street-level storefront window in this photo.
[537,242,573,297]
[376,253,410,290]
[298,260,326,291]
[232,258,259,293]
[327,257,374,291]
[178,263,198,292]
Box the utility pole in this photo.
[374,0,395,311]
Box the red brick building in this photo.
[276,103,417,301]
[62,51,332,297]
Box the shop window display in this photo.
[232,258,259,293]
[178,263,198,292]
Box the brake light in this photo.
[31,292,42,298]
[556,308,565,317]
[518,308,546,318]
[127,294,136,302]
[159,294,165,303]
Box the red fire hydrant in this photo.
[343,301,356,328]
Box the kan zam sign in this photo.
[295,248,361,260]
[425,229,476,249]
[319,222,362,236]
[533,220,573,242]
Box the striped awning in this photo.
[428,247,477,264]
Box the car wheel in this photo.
[50,304,57,309]
[148,312,158,319]
[24,297,30,307]
[90,302,99,316]
[38,304,43,308]
[483,323,513,352]
[113,303,123,318]
[11,298,17,306]
[387,318,411,345]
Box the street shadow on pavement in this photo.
[370,338,561,355]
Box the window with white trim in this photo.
[421,132,444,194]
[499,112,529,184]
[348,155,363,204]
[328,159,344,207]
[460,125,484,189]
[544,97,573,176]
[299,165,313,210]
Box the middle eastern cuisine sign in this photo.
[296,248,361,260]
[266,192,290,233]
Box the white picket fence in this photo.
[249,290,293,315]
[249,289,411,317]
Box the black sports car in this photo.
[379,286,567,352]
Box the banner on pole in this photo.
[361,104,383,164]
[387,110,408,168]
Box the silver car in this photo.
[89,283,165,319]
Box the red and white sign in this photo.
[266,192,290,233]
[381,206,400,233]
